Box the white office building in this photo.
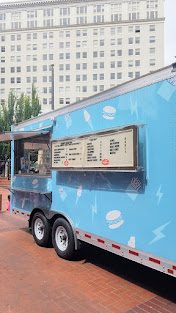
[0,0,164,111]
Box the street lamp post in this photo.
[51,64,54,110]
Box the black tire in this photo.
[32,212,51,247]
[52,218,75,260]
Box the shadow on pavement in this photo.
[76,242,176,303]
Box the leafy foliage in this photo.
[0,85,41,160]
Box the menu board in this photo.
[52,139,83,167]
[52,126,137,170]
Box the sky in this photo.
[164,0,176,65]
[0,0,175,66]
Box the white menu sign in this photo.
[52,127,137,170]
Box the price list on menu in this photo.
[52,128,136,169]
[52,139,83,167]
[83,129,134,167]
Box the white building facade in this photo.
[0,0,164,111]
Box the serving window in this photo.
[14,133,51,176]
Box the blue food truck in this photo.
[1,63,176,277]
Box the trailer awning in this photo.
[0,130,49,142]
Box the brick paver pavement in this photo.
[0,179,176,313]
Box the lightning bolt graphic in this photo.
[91,197,97,224]
[130,95,138,119]
[149,221,171,245]
[156,185,163,205]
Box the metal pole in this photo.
[51,64,54,110]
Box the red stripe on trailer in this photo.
[173,266,176,271]
[17,211,19,213]
[12,209,14,212]
[168,269,174,275]
[76,230,79,234]
[129,250,139,256]
[21,212,24,215]
[27,214,30,217]
[112,244,120,250]
[149,257,160,264]
[85,234,91,239]
[98,239,104,244]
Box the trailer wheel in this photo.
[52,218,75,260]
[32,212,51,247]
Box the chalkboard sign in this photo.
[51,125,138,171]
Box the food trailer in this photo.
[1,63,176,277]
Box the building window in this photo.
[93,85,97,92]
[11,67,15,73]
[1,46,5,52]
[93,29,98,36]
[59,98,64,105]
[128,60,133,67]
[129,38,133,44]
[82,52,87,58]
[111,73,115,79]
[129,49,133,55]
[100,62,104,69]
[82,63,87,69]
[117,38,122,45]
[43,98,47,105]
[17,77,21,83]
[149,25,155,32]
[135,60,140,67]
[99,85,104,92]
[111,50,115,57]
[128,72,133,78]
[117,73,122,79]
[1,67,5,73]
[59,76,64,82]
[150,47,155,54]
[117,50,122,56]
[135,48,140,55]
[93,74,97,80]
[100,40,104,46]
[76,75,80,81]
[100,74,104,80]
[150,59,155,66]
[17,66,21,72]
[66,64,70,70]
[150,36,155,43]
[1,78,5,84]
[135,71,140,78]
[93,51,98,58]
[11,78,15,84]
[82,86,87,92]
[111,61,115,68]
[117,61,122,67]
[135,37,140,44]
[27,77,31,83]
[100,51,104,57]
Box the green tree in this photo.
[7,91,16,127]
[15,93,24,123]
[24,96,32,120]
[31,83,41,117]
